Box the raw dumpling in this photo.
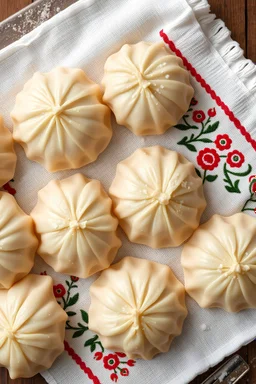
[89,257,187,359]
[31,173,121,277]
[109,146,206,248]
[102,41,194,135]
[0,192,38,289]
[11,67,112,172]
[181,213,256,312]
[0,116,16,187]
[0,274,67,379]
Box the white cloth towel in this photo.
[0,0,255,383]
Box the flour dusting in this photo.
[4,0,57,37]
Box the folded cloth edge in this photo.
[186,0,256,99]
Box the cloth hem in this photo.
[186,0,256,98]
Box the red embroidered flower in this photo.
[193,110,206,123]
[3,182,16,195]
[103,354,120,370]
[115,352,126,357]
[53,284,66,298]
[71,276,79,282]
[197,148,220,171]
[127,359,136,367]
[120,368,129,377]
[190,98,198,106]
[249,175,256,182]
[94,352,103,360]
[110,373,118,382]
[226,150,245,168]
[208,108,216,117]
[40,271,47,275]
[249,175,256,194]
[214,134,232,151]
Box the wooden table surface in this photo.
[0,0,256,383]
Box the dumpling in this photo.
[109,146,206,248]
[0,274,67,379]
[181,213,256,312]
[89,256,187,359]
[31,173,121,277]
[102,41,194,135]
[0,115,16,187]
[0,192,38,289]
[11,67,112,172]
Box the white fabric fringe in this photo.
[187,0,256,94]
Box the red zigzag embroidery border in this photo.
[64,341,101,384]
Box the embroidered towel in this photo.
[0,0,255,383]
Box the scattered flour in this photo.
[218,371,227,382]
[200,323,211,331]
[4,0,60,38]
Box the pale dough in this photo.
[31,173,121,277]
[0,274,67,378]
[12,67,112,172]
[0,116,16,188]
[102,41,194,135]
[89,257,187,359]
[109,146,206,248]
[0,192,38,289]
[181,213,256,312]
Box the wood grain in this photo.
[209,0,246,54]
[247,0,256,61]
[0,0,255,383]
[0,0,31,22]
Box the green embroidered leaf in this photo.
[204,121,219,134]
[84,335,98,347]
[65,280,70,287]
[205,175,218,182]
[90,344,96,353]
[72,285,78,288]
[198,138,213,143]
[81,310,89,324]
[225,186,235,193]
[195,168,202,178]
[175,124,191,131]
[225,185,240,193]
[227,164,252,177]
[73,329,85,338]
[185,143,197,152]
[68,293,79,307]
[177,136,188,144]
[234,179,241,192]
[67,311,76,317]
[77,323,88,331]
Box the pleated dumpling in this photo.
[181,213,256,312]
[109,146,206,248]
[89,257,187,360]
[102,41,194,135]
[0,192,38,289]
[0,116,16,187]
[31,173,121,277]
[12,67,112,172]
[0,274,67,379]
